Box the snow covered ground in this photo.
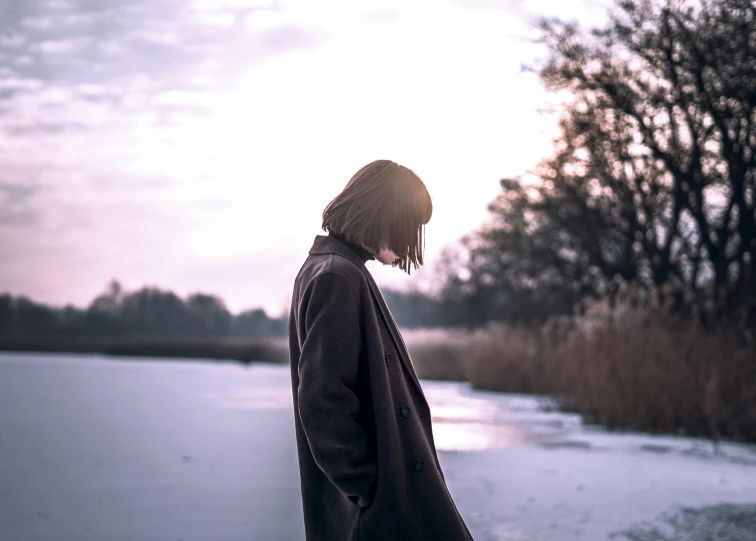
[424,383,756,540]
[0,353,754,540]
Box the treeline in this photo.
[0,280,287,344]
[0,280,469,349]
[381,290,470,328]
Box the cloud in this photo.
[193,10,237,27]
[518,0,612,26]
[258,24,322,53]
[0,0,330,171]
[0,0,338,309]
[45,0,75,10]
[0,0,605,313]
[5,121,87,135]
[1,0,326,104]
[0,32,26,48]
[451,0,519,8]
[0,181,44,226]
[366,9,401,23]
[19,16,57,31]
[0,76,44,91]
[32,37,90,54]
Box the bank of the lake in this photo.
[0,336,290,364]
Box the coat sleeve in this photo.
[296,272,377,508]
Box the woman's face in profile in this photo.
[375,246,400,266]
[361,242,400,266]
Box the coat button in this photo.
[384,353,392,366]
[400,404,410,418]
[413,458,424,472]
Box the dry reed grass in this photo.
[405,293,756,443]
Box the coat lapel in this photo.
[360,268,426,402]
[308,235,426,400]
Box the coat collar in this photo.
[307,234,426,401]
[309,234,369,268]
[328,231,376,264]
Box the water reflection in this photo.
[423,384,530,451]
[202,377,531,451]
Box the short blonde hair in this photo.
[322,160,432,274]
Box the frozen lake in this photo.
[0,353,754,541]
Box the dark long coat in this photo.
[288,234,474,541]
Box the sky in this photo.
[0,0,611,315]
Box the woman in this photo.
[288,160,474,540]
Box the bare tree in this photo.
[449,0,756,322]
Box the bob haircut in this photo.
[322,159,432,274]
